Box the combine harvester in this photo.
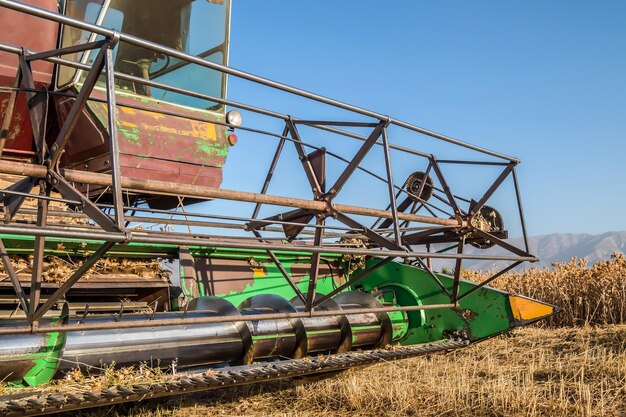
[0,0,555,415]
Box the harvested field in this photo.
[63,325,626,417]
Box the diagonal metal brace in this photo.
[457,261,522,301]
[334,211,405,252]
[305,216,324,311]
[31,241,115,322]
[0,238,29,314]
[48,170,119,232]
[326,120,387,198]
[250,229,307,305]
[430,157,462,216]
[470,162,516,216]
[25,39,107,62]
[247,208,316,240]
[470,228,534,258]
[49,35,119,168]
[18,53,47,157]
[312,256,394,308]
[402,227,452,246]
[286,118,324,198]
[1,177,37,221]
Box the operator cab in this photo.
[53,0,233,208]
[58,0,229,110]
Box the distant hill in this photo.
[432,231,626,272]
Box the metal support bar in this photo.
[457,261,522,301]
[435,159,510,166]
[292,120,379,127]
[286,118,323,198]
[334,211,405,252]
[377,195,412,230]
[247,208,317,234]
[413,257,452,298]
[49,170,118,232]
[251,229,307,305]
[24,39,106,62]
[381,128,401,245]
[31,241,115,322]
[28,182,48,320]
[377,163,452,230]
[305,216,324,311]
[312,257,394,308]
[430,193,456,217]
[430,158,462,216]
[470,163,515,215]
[451,236,465,304]
[1,176,36,220]
[402,227,453,246]
[0,222,537,261]
[415,162,433,206]
[512,168,530,253]
[17,54,46,156]
[49,40,110,168]
[0,238,29,314]
[251,127,288,219]
[0,158,462,227]
[327,121,386,197]
[0,188,80,205]
[104,39,124,231]
[470,228,533,258]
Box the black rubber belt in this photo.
[0,339,468,417]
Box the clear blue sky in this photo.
[220,0,626,237]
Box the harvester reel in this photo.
[0,1,550,414]
[469,205,505,249]
[405,171,434,202]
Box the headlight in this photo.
[226,110,243,128]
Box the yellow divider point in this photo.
[509,295,554,323]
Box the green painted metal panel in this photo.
[355,259,513,344]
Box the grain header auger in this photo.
[0,0,556,415]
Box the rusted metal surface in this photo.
[0,159,464,227]
[57,89,230,208]
[0,71,20,156]
[0,0,56,157]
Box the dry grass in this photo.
[0,362,173,397]
[463,253,626,327]
[69,325,626,417]
[0,254,170,283]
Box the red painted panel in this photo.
[0,0,58,157]
[57,89,230,208]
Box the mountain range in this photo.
[432,231,626,271]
